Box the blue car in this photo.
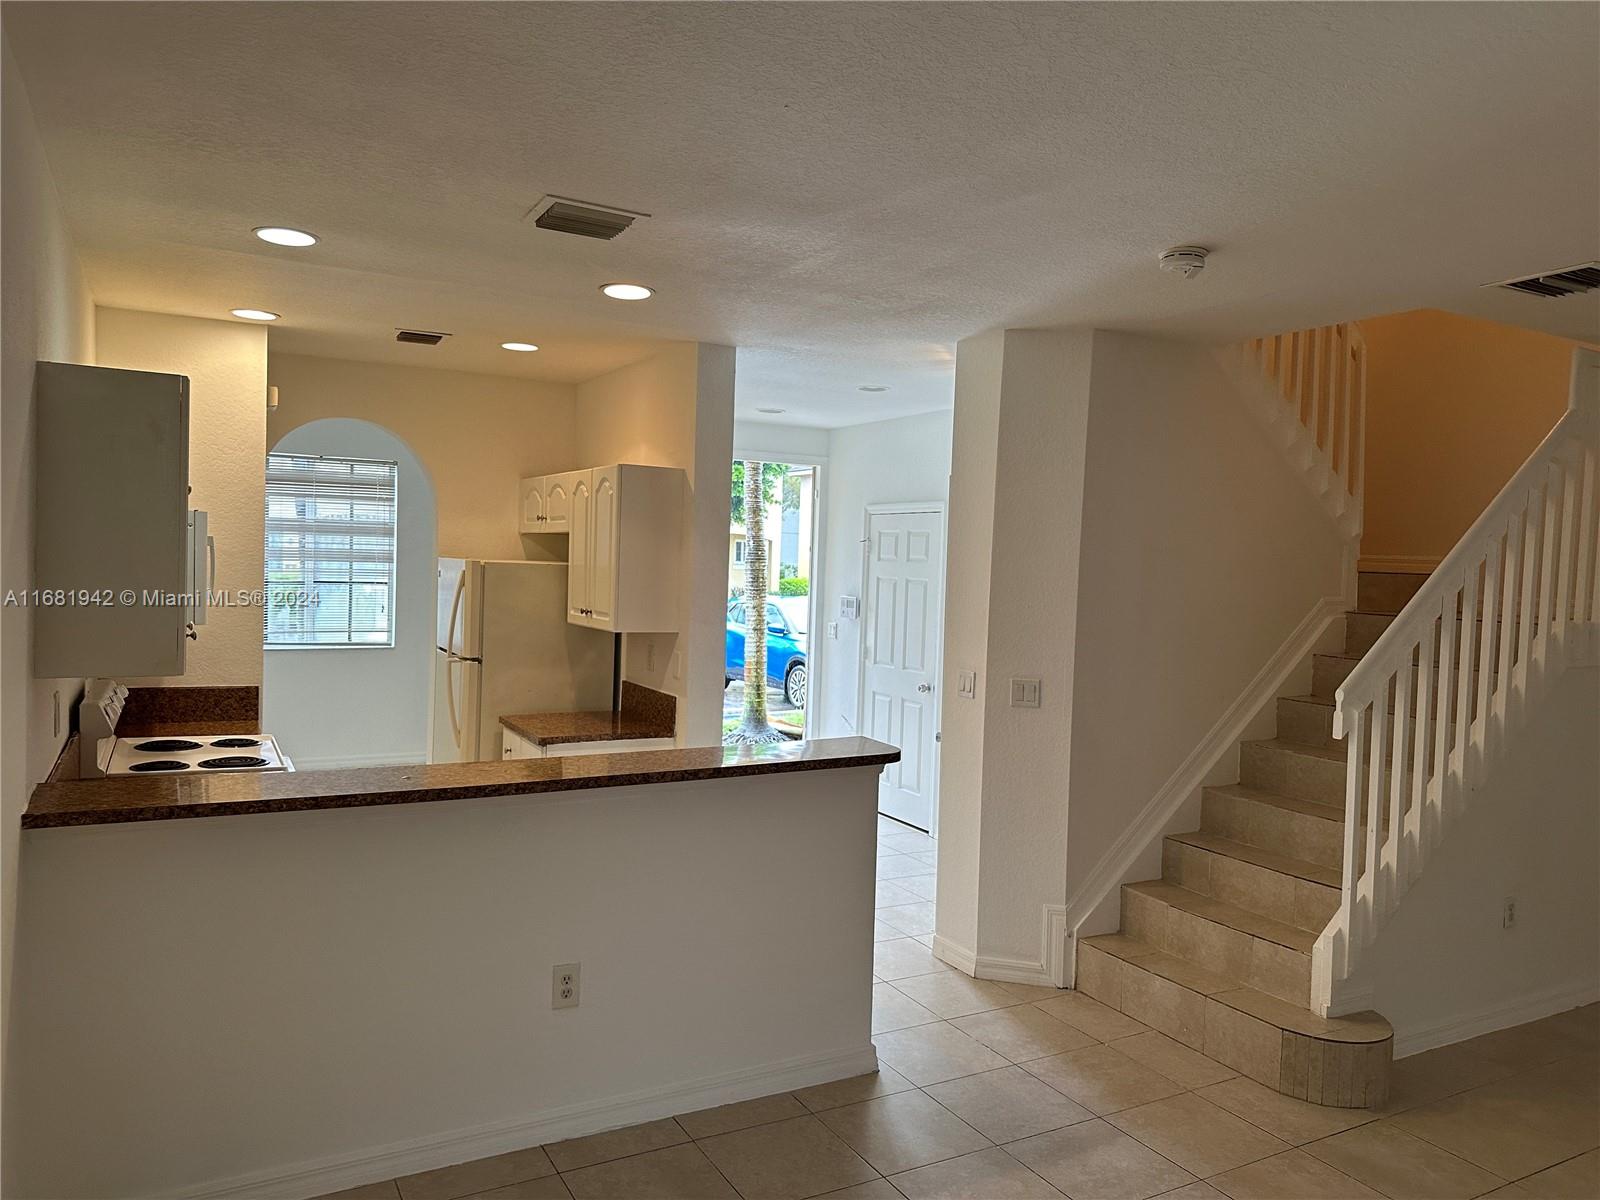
[726,598,808,706]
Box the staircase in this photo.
[1072,571,1425,1110]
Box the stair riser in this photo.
[1164,840,1340,933]
[1276,697,1336,747]
[1313,652,1488,705]
[1201,789,1344,870]
[1122,887,1312,1007]
[1344,613,1502,664]
[1357,572,1428,614]
[1240,742,1346,806]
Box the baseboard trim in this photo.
[1062,596,1347,950]
[167,1043,878,1200]
[937,907,1070,990]
[931,934,978,976]
[1388,979,1600,1059]
[1357,555,1441,575]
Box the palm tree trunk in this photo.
[729,460,783,744]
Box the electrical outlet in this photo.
[645,640,656,672]
[671,651,683,681]
[52,690,61,737]
[1503,898,1517,929]
[1010,677,1042,708]
[553,962,581,1009]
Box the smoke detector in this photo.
[1159,246,1209,279]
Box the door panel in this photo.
[861,509,946,832]
[545,474,572,532]
[568,473,593,623]
[519,477,545,531]
[590,466,618,627]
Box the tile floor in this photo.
[320,817,1599,1200]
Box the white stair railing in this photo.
[1312,347,1600,1014]
[1224,324,1367,539]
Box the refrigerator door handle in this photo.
[445,569,467,657]
[445,655,462,747]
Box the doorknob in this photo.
[917,682,933,693]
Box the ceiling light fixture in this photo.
[600,282,653,301]
[501,342,539,352]
[253,226,318,248]
[230,308,279,321]
[858,385,889,393]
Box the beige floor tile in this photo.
[1515,1149,1599,1199]
[315,1183,402,1200]
[874,982,941,1034]
[1020,1043,1186,1116]
[890,1146,1064,1198]
[1304,1121,1505,1199]
[795,1065,917,1113]
[814,1180,904,1200]
[698,1114,877,1200]
[1106,1093,1288,1178]
[1457,1021,1592,1070]
[677,1091,809,1139]
[397,1147,557,1200]
[924,1066,1095,1143]
[1007,1119,1195,1200]
[818,1090,991,1175]
[898,875,940,902]
[891,973,1023,1019]
[881,831,935,854]
[1390,1068,1599,1180]
[878,902,938,937]
[950,1005,1099,1062]
[874,1021,1010,1086]
[913,934,936,949]
[876,879,922,908]
[874,939,951,982]
[461,1177,572,1200]
[544,1118,688,1173]
[1373,1042,1517,1116]
[1151,1185,1227,1200]
[1208,1148,1382,1199]
[561,1143,736,1200]
[1196,1076,1375,1145]
[907,852,938,867]
[1109,1032,1237,1089]
[877,854,928,880]
[1035,992,1151,1043]
[996,980,1067,1002]
[874,920,903,942]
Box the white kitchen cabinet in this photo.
[501,730,675,760]
[32,362,196,677]
[567,464,683,633]
[501,729,541,760]
[518,471,579,534]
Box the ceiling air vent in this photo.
[527,195,649,241]
[1489,262,1600,299]
[395,328,450,346]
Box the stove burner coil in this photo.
[197,756,271,769]
[133,739,203,753]
[127,760,192,772]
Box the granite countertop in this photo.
[500,710,675,746]
[23,737,900,829]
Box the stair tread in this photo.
[1283,693,1334,709]
[1203,783,1344,824]
[1168,830,1340,889]
[1125,879,1318,953]
[1080,933,1392,1044]
[1244,737,1347,763]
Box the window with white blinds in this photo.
[264,453,398,648]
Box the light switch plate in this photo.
[957,670,977,699]
[1010,677,1042,708]
[827,621,840,639]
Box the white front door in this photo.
[861,507,945,832]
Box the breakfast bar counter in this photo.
[23,736,899,828]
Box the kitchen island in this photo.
[9,737,897,1200]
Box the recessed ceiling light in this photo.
[858,385,889,393]
[600,282,654,301]
[253,226,318,248]
[501,342,540,352]
[230,308,279,321]
[756,407,785,414]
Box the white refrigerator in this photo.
[430,558,613,763]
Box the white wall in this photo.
[268,354,577,563]
[262,420,436,769]
[95,308,269,687]
[4,768,880,1199]
[936,329,1348,977]
[576,344,735,746]
[1347,666,1600,1053]
[0,30,96,1105]
[817,411,953,740]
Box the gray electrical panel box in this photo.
[32,361,192,678]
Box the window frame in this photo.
[263,451,400,651]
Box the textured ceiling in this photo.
[5,2,1596,428]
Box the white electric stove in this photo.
[105,733,294,775]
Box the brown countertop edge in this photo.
[500,710,676,746]
[22,737,900,829]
